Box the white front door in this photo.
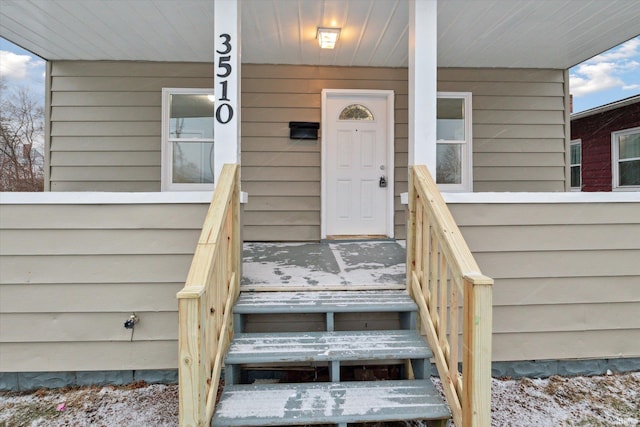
[322,90,394,238]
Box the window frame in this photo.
[436,92,473,192]
[161,88,215,192]
[338,104,375,121]
[570,139,582,191]
[611,126,640,191]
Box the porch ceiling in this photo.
[1,0,639,69]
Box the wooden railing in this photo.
[177,164,241,427]
[406,165,493,427]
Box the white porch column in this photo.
[214,0,241,176]
[408,0,437,172]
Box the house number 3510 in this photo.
[216,33,234,124]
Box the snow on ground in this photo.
[0,382,178,427]
[1,372,638,426]
[488,373,639,426]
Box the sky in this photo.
[1,35,639,113]
[569,36,640,113]
[0,38,46,99]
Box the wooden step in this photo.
[234,290,418,332]
[212,380,450,426]
[225,330,432,365]
[234,290,417,314]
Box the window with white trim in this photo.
[161,88,215,191]
[612,127,640,191]
[570,139,581,190]
[436,92,473,192]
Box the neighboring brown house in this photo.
[570,95,640,191]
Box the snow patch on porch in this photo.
[241,241,406,290]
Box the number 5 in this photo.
[217,56,231,78]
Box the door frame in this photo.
[321,89,395,239]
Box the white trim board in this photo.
[4,191,637,206]
[442,192,640,204]
[0,191,250,205]
[0,192,214,205]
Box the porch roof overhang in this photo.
[1,0,639,69]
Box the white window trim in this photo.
[611,126,640,191]
[161,88,215,192]
[436,92,473,192]
[570,139,581,191]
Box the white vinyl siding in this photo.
[240,197,640,362]
[0,200,208,372]
[47,62,568,240]
[439,68,567,193]
[2,195,639,371]
[242,65,567,240]
[241,64,408,241]
[48,61,215,192]
[447,198,640,362]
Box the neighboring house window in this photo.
[570,139,581,190]
[612,127,640,191]
[436,92,473,192]
[162,88,215,191]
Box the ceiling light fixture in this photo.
[317,27,341,49]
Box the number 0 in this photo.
[216,103,234,124]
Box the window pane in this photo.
[437,98,465,141]
[570,165,581,188]
[170,94,214,139]
[173,142,214,184]
[339,104,374,120]
[619,133,640,159]
[619,159,640,186]
[570,143,581,164]
[436,143,462,184]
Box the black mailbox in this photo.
[289,121,319,140]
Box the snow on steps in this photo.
[212,380,450,426]
[233,290,418,332]
[215,290,450,426]
[225,330,433,364]
[233,290,418,314]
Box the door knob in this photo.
[379,176,387,188]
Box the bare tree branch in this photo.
[0,78,44,191]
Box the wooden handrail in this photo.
[407,165,493,427]
[177,164,241,427]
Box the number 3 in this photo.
[217,34,231,55]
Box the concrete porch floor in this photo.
[241,240,407,291]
